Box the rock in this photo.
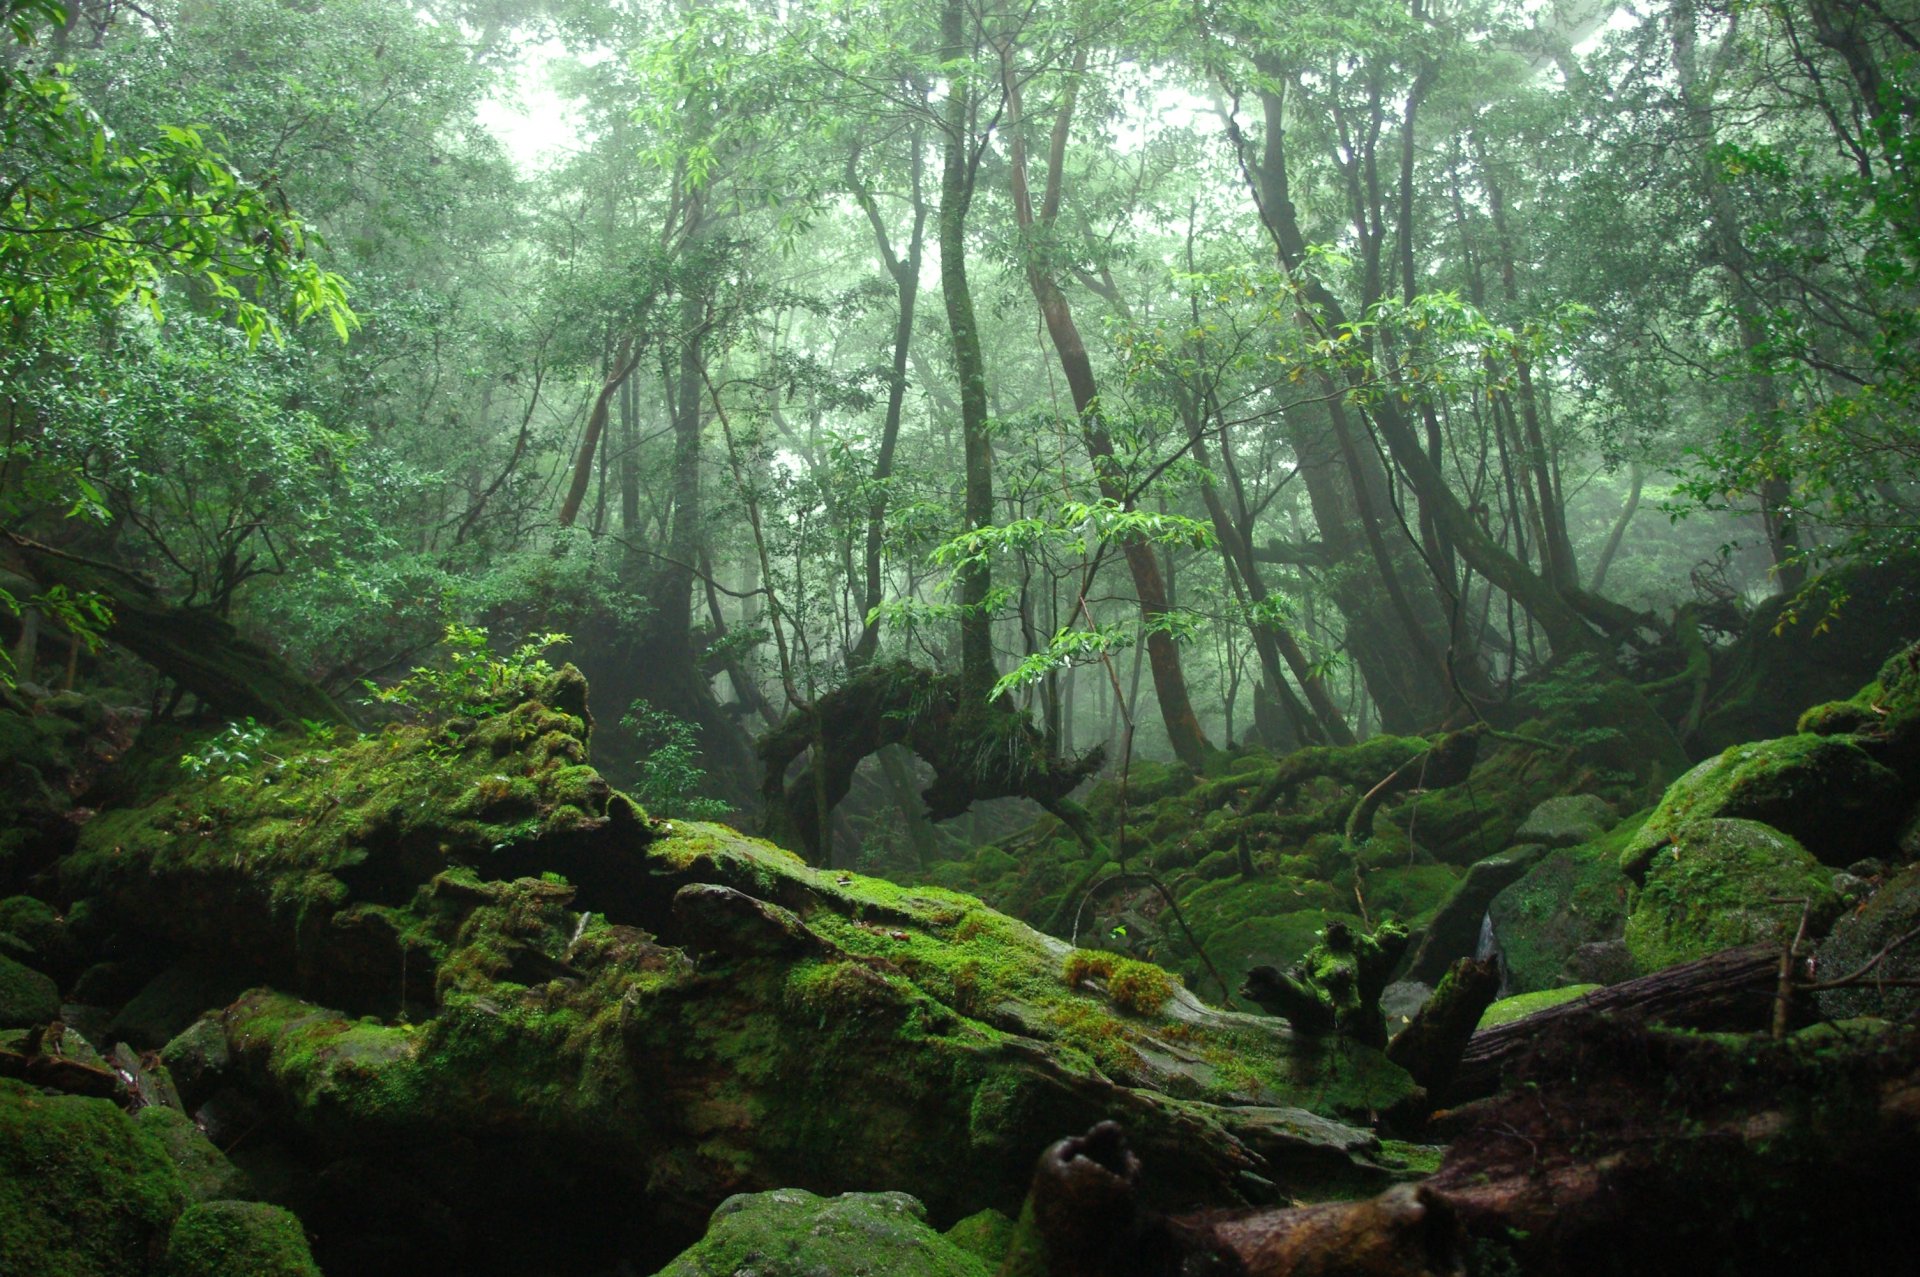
[1380,981,1433,1035]
[653,1188,991,1277]
[1402,846,1548,983]
[1562,939,1635,985]
[109,962,254,1050]
[160,1016,232,1111]
[1486,837,1636,994]
[1621,734,1906,874]
[0,1077,189,1275]
[0,952,59,1028]
[1816,862,1920,1022]
[1624,819,1840,973]
[161,1201,320,1277]
[0,894,78,982]
[136,1106,253,1203]
[1514,796,1617,849]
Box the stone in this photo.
[1625,819,1840,973]
[0,1077,188,1275]
[652,1189,991,1277]
[1621,735,1906,874]
[1816,862,1920,1023]
[1514,796,1617,849]
[160,1016,232,1111]
[136,1106,252,1203]
[1486,841,1635,995]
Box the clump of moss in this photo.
[1477,984,1600,1030]
[161,1201,320,1277]
[1062,950,1178,1015]
[0,1078,189,1276]
[1624,819,1840,973]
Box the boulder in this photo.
[1624,819,1840,973]
[0,1077,189,1275]
[109,962,256,1051]
[52,672,1413,1271]
[1485,829,1638,994]
[1621,735,1905,874]
[653,1189,991,1277]
[1513,796,1617,849]
[1816,861,1920,1022]
[161,1201,320,1277]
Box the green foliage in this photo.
[0,2,354,344]
[621,699,732,820]
[366,625,570,722]
[178,718,273,779]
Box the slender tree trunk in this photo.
[1001,45,1211,768]
[940,0,997,704]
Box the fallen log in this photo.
[1442,943,1780,1105]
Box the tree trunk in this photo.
[1000,46,1211,769]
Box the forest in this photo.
[1,0,1918,1272]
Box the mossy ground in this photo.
[1478,984,1601,1029]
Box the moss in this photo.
[1487,814,1644,994]
[944,1207,1019,1269]
[1477,984,1600,1030]
[1624,819,1840,973]
[0,894,71,972]
[134,1107,252,1204]
[1796,699,1880,737]
[654,1189,991,1277]
[0,1077,189,1275]
[1106,959,1177,1015]
[0,951,59,1028]
[1622,733,1904,874]
[1357,864,1460,925]
[161,1201,320,1277]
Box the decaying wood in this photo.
[1443,943,1780,1104]
[1385,957,1500,1099]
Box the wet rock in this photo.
[1514,796,1617,849]
[653,1188,991,1277]
[1625,819,1840,973]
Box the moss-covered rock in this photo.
[1816,862,1920,1022]
[161,1201,320,1277]
[0,1077,189,1275]
[136,1106,253,1204]
[0,951,59,1028]
[48,674,1414,1267]
[654,1189,990,1277]
[1622,734,1905,874]
[1485,816,1644,994]
[1624,819,1840,973]
[1403,846,1548,984]
[1513,795,1617,849]
[0,893,78,981]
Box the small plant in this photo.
[1063,949,1177,1015]
[365,624,569,721]
[181,718,274,778]
[622,698,731,820]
